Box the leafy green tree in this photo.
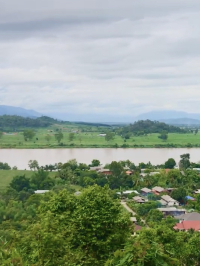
[179,153,190,169]
[0,162,11,170]
[17,186,131,265]
[45,134,51,142]
[105,132,115,142]
[91,159,100,166]
[158,131,168,141]
[165,158,176,169]
[10,175,30,192]
[109,161,124,177]
[28,160,39,170]
[54,131,64,143]
[69,132,75,142]
[23,129,35,141]
[146,209,163,224]
[30,169,55,190]
[171,187,187,204]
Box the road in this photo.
[121,201,136,216]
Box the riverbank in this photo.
[1,131,200,148]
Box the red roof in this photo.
[174,221,200,231]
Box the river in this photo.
[0,148,200,169]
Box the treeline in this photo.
[0,115,63,129]
[1,163,200,264]
[118,120,187,136]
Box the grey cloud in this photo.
[0,0,200,121]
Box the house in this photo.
[90,166,103,171]
[186,196,195,201]
[126,170,133,175]
[98,134,106,137]
[34,190,49,194]
[160,195,179,206]
[176,212,200,222]
[152,186,165,195]
[158,199,168,207]
[130,217,137,223]
[140,187,152,196]
[149,172,160,176]
[166,188,175,194]
[157,207,186,217]
[123,190,139,195]
[194,189,200,194]
[98,169,112,175]
[193,168,200,173]
[133,196,146,204]
[173,221,200,231]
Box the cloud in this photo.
[0,0,200,121]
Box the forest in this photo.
[1,155,200,265]
[117,120,188,136]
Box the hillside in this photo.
[161,118,200,126]
[0,115,62,129]
[118,120,187,136]
[0,105,41,117]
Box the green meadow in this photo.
[0,123,200,148]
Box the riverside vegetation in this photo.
[1,154,200,265]
[1,115,200,148]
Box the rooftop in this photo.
[141,187,152,193]
[152,186,165,193]
[176,212,200,221]
[34,190,49,194]
[174,221,200,231]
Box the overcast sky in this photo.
[1,0,200,121]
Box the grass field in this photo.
[1,125,200,148]
[0,170,57,190]
[0,170,81,191]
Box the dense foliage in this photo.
[1,155,200,265]
[118,120,187,136]
[0,115,61,129]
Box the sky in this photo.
[0,0,200,122]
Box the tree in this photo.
[165,158,176,169]
[69,132,75,142]
[54,131,63,143]
[109,161,124,177]
[28,160,39,171]
[23,129,35,141]
[45,134,51,142]
[30,169,55,190]
[195,129,198,135]
[10,175,30,192]
[91,159,100,166]
[0,162,11,170]
[0,131,3,138]
[105,132,115,142]
[179,153,190,170]
[158,131,168,141]
[171,187,187,204]
[146,209,163,224]
[17,186,131,265]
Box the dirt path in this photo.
[121,201,136,216]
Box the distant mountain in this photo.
[134,110,200,121]
[0,105,41,118]
[160,118,200,126]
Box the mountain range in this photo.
[1,105,200,125]
[0,105,41,118]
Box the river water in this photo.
[0,148,200,170]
